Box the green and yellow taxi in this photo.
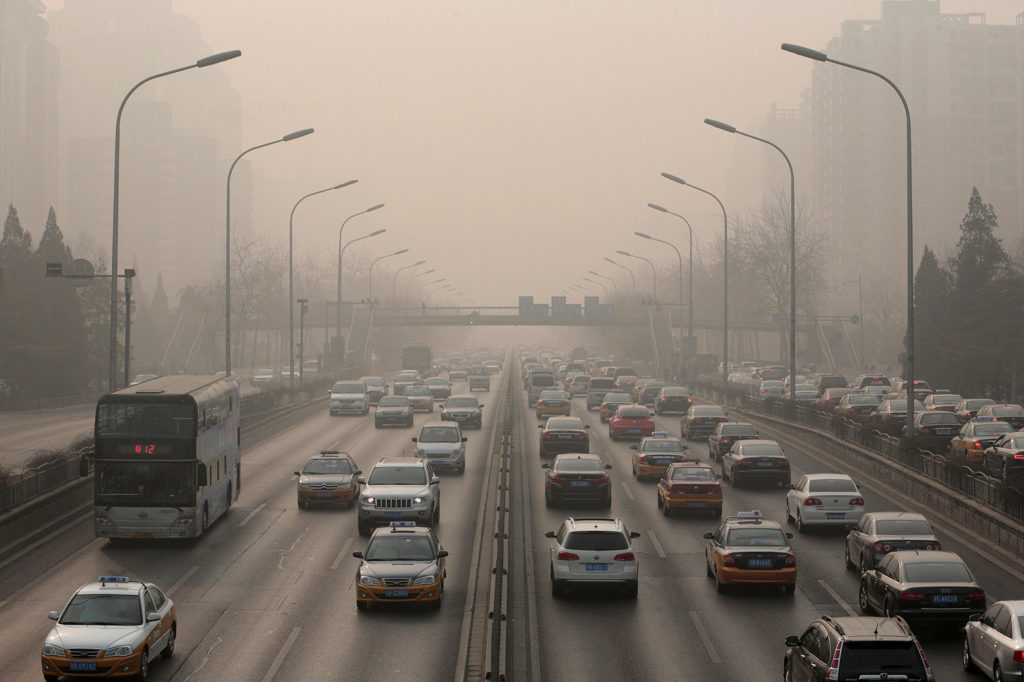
[354,522,447,610]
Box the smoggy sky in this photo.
[66,0,1024,304]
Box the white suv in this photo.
[544,517,641,598]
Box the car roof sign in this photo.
[99,576,130,584]
[735,510,762,519]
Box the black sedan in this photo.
[858,550,986,625]
[440,395,484,429]
[844,511,940,573]
[653,386,694,415]
[374,396,414,428]
[538,417,590,458]
[976,403,1024,430]
[707,422,759,462]
[903,410,960,451]
[721,439,790,487]
[542,454,612,508]
[981,432,1024,483]
[954,398,996,423]
[869,399,924,435]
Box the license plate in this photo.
[932,594,957,604]
[571,480,589,487]
[134,532,152,539]
[687,501,705,508]
[385,589,409,598]
[748,558,773,568]
[936,429,952,435]
[585,563,608,571]
[757,462,774,467]
[826,513,845,520]
[557,434,573,439]
[70,662,97,672]
[385,511,402,518]
[629,429,642,434]
[316,492,333,498]
[650,458,670,466]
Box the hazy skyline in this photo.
[37,0,1024,303]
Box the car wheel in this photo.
[662,500,671,517]
[860,552,872,573]
[358,519,370,537]
[795,512,805,534]
[626,580,638,599]
[858,582,872,614]
[433,504,441,524]
[431,596,442,611]
[715,570,726,593]
[883,595,896,618]
[136,647,149,682]
[545,489,554,508]
[356,600,367,611]
[407,417,414,427]
[374,421,381,429]
[783,661,792,682]
[713,507,722,518]
[632,463,638,478]
[783,582,795,596]
[785,502,794,524]
[844,544,856,570]
[298,499,306,510]
[961,635,975,671]
[656,493,663,508]
[161,625,176,658]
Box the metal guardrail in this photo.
[695,379,1024,524]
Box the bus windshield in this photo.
[97,402,194,438]
[96,461,196,507]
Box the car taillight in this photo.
[669,484,685,493]
[783,554,796,567]
[850,497,864,506]
[722,554,736,567]
[965,590,986,601]
[873,542,893,552]
[1014,651,1024,662]
[920,427,933,434]
[593,476,609,484]
[660,397,666,402]
[974,441,983,449]
[708,484,722,494]
[542,433,552,439]
[923,542,940,550]
[914,639,933,676]
[900,591,925,601]
[778,459,790,468]
[737,460,755,467]
[550,475,567,484]
[638,455,648,463]
[614,552,635,561]
[825,640,842,681]
[760,388,766,393]
[803,497,823,506]
[557,551,579,561]
[690,418,699,423]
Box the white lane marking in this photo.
[166,565,200,598]
[330,537,354,570]
[689,611,722,664]
[620,481,635,501]
[647,530,667,559]
[184,636,223,682]
[262,626,301,682]
[818,579,858,617]
[238,502,266,527]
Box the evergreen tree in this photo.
[0,204,32,255]
[36,206,72,263]
[911,246,952,384]
[950,187,1008,298]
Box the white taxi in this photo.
[42,576,176,681]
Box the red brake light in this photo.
[722,554,736,567]
[542,433,552,439]
[1014,651,1024,663]
[638,455,648,463]
[669,484,685,493]
[550,475,567,484]
[783,553,796,567]
[915,639,933,675]
[803,497,822,506]
[873,542,893,553]
[1015,454,1024,460]
[974,441,983,449]
[760,388,766,393]
[708,484,722,494]
[556,551,579,561]
[593,476,609,484]
[826,640,843,680]
[614,552,635,562]
[923,542,940,550]
[900,591,925,601]
[850,497,865,506]
[965,590,986,601]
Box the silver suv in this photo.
[357,458,440,535]
[412,423,467,474]
[330,380,369,416]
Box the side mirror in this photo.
[437,550,449,558]
[630,444,638,450]
[354,469,362,475]
[605,464,613,470]
[682,445,688,450]
[357,476,366,484]
[293,471,301,477]
[147,612,161,622]
[968,613,982,622]
[786,532,794,539]
[479,405,485,409]
[48,611,59,621]
[544,531,556,538]
[584,424,590,429]
[352,551,363,558]
[431,476,440,485]
[411,437,418,443]
[629,531,641,539]
[785,635,800,647]
[462,437,468,442]
[541,463,551,469]
[702,532,715,539]
[196,466,208,487]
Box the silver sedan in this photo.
[963,599,1024,680]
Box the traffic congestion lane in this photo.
[0,373,503,681]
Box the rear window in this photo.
[662,387,691,396]
[902,561,972,583]
[546,418,583,430]
[740,444,783,457]
[590,378,616,390]
[976,423,1012,436]
[874,519,934,536]
[692,407,726,417]
[931,395,960,405]
[554,458,604,473]
[920,413,958,425]
[531,375,556,388]
[618,407,649,418]
[991,406,1024,417]
[642,440,685,453]
[839,642,923,677]
[614,368,637,377]
[849,396,881,406]
[726,527,788,547]
[965,399,995,410]
[564,531,628,551]
[671,467,714,481]
[808,478,858,493]
[722,424,757,436]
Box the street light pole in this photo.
[781,41,915,441]
[617,250,657,302]
[582,276,609,297]
[635,231,684,369]
[393,260,426,302]
[704,117,796,406]
[368,249,409,303]
[647,204,694,342]
[662,173,729,394]
[297,298,308,385]
[288,179,357,390]
[845,277,866,368]
[406,269,436,302]
[122,268,136,386]
[336,229,386,332]
[226,127,314,376]
[110,49,241,390]
[604,257,636,301]
[587,270,618,299]
[420,278,446,306]
[336,203,385,339]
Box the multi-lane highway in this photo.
[1,359,1022,680]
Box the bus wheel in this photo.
[201,504,209,532]
[226,484,232,510]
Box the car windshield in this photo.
[378,397,409,407]
[368,467,427,485]
[563,531,628,551]
[406,386,431,396]
[692,407,725,417]
[931,395,960,405]
[618,408,649,418]
[976,423,1012,436]
[726,527,788,547]
[332,383,364,393]
[902,561,972,583]
[547,418,583,430]
[723,424,757,435]
[446,398,478,408]
[540,391,566,400]
[807,478,857,493]
[419,427,461,443]
[361,378,384,387]
[365,535,435,561]
[554,458,605,472]
[874,519,934,536]
[642,440,685,453]
[60,594,142,626]
[303,459,352,475]
[991,406,1024,417]
[920,413,958,425]
[671,467,714,481]
[740,444,782,457]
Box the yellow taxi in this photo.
[949,419,1013,465]
[354,522,447,610]
[656,461,723,517]
[295,450,362,509]
[42,576,176,680]
[630,432,690,480]
[703,511,796,594]
[599,392,632,422]
[535,390,572,418]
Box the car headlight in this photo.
[297,483,311,490]
[413,497,424,504]
[42,644,65,656]
[171,516,194,526]
[359,575,381,586]
[105,645,134,657]
[413,574,439,586]
[362,496,374,504]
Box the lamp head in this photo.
[366,203,385,213]
[661,172,686,186]
[283,128,314,141]
[635,231,652,239]
[647,203,668,213]
[781,43,828,61]
[334,179,358,189]
[392,248,409,256]
[704,118,737,134]
[197,50,241,68]
[617,250,632,257]
[368,229,386,237]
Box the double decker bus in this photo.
[401,343,432,378]
[93,375,240,540]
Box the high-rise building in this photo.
[0,0,59,232]
[809,0,1024,284]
